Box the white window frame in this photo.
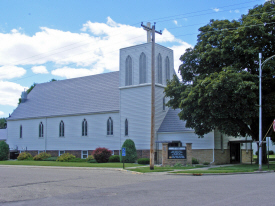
[82,150,88,159]
[59,151,65,156]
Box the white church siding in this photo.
[7,112,120,153]
[157,131,215,150]
[119,43,174,88]
[120,86,151,150]
[214,130,252,150]
[7,118,47,151]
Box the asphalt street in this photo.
[0,165,275,206]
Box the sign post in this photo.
[122,147,126,169]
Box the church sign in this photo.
[168,147,186,159]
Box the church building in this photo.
[6,41,253,164]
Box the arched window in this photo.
[82,119,88,136]
[39,122,44,138]
[157,53,162,84]
[20,125,22,138]
[59,120,64,137]
[107,117,113,135]
[125,119,128,136]
[139,52,146,84]
[165,56,170,81]
[125,56,132,86]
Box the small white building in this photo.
[6,42,252,164]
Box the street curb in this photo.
[167,170,275,176]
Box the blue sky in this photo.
[0,0,266,118]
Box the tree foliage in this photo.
[165,2,275,141]
[0,118,7,129]
[0,141,9,161]
[120,139,137,163]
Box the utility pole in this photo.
[259,53,262,171]
[141,22,162,170]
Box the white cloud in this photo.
[0,81,27,106]
[235,10,240,13]
[0,65,26,80]
[31,65,48,74]
[213,8,220,12]
[173,20,178,25]
[51,66,104,79]
[0,111,4,116]
[0,17,190,80]
[170,41,193,75]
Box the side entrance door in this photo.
[230,142,240,163]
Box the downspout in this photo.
[210,133,215,164]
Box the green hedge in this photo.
[33,152,51,161]
[120,139,137,163]
[56,153,75,162]
[17,152,33,161]
[109,155,120,162]
[137,158,150,164]
[0,141,9,161]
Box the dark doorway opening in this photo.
[230,142,240,163]
[10,152,19,159]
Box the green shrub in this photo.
[33,152,51,161]
[203,162,210,165]
[255,151,258,155]
[120,139,137,163]
[173,163,183,167]
[56,153,75,162]
[268,150,274,155]
[68,158,87,162]
[17,152,33,161]
[43,157,58,161]
[0,141,9,161]
[137,158,150,164]
[87,159,97,163]
[192,157,199,164]
[92,148,112,163]
[109,155,120,162]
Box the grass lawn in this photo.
[128,165,206,173]
[172,164,275,174]
[0,160,141,168]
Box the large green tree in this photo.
[165,2,275,142]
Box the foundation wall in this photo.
[241,149,253,163]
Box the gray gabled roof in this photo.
[158,108,193,133]
[9,71,119,120]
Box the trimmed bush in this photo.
[86,155,97,163]
[68,158,87,162]
[33,152,51,161]
[268,150,274,155]
[17,152,33,161]
[92,148,112,163]
[192,157,199,164]
[43,157,58,161]
[0,141,9,161]
[137,158,150,165]
[203,162,210,165]
[109,155,120,162]
[120,139,137,163]
[56,153,75,162]
[87,159,97,163]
